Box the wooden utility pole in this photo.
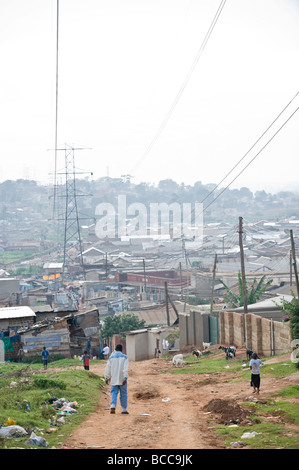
[238,217,248,314]
[210,253,217,314]
[290,250,293,286]
[290,230,299,297]
[179,262,183,300]
[143,258,147,298]
[165,281,170,326]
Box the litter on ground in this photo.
[241,431,261,439]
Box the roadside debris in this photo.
[25,431,49,447]
[0,425,28,438]
[230,441,248,447]
[44,397,79,415]
[241,431,261,439]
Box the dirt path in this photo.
[64,350,299,450]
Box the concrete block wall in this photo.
[219,310,245,347]
[272,319,292,356]
[179,311,204,350]
[220,311,292,356]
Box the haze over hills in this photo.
[0,177,298,236]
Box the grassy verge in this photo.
[0,359,105,449]
[217,419,299,449]
[169,352,298,380]
[218,391,299,449]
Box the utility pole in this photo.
[179,262,183,300]
[290,250,293,286]
[143,259,147,299]
[290,229,299,297]
[238,217,248,344]
[210,253,217,314]
[165,281,170,326]
[238,217,248,315]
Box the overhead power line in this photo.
[202,105,299,214]
[200,90,299,206]
[52,0,59,218]
[130,0,227,174]
[186,91,299,220]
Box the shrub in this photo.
[280,294,299,340]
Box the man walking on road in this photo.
[104,344,129,414]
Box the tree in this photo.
[279,293,299,340]
[278,294,299,369]
[101,313,146,341]
[219,272,273,308]
[166,329,180,348]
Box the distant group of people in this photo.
[40,342,263,418]
[40,339,111,372]
[82,341,110,370]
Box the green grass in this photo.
[272,384,299,399]
[218,396,299,449]
[217,420,299,449]
[170,354,247,376]
[0,359,105,449]
[261,360,298,378]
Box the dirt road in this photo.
[64,349,299,450]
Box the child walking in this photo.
[41,346,49,370]
[83,350,90,370]
[249,352,263,394]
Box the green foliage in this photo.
[8,265,42,276]
[191,261,201,268]
[278,293,299,340]
[219,272,273,308]
[101,312,146,340]
[186,296,209,305]
[165,329,180,346]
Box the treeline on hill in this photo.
[0,177,299,224]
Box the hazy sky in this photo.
[1,0,299,193]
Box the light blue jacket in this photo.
[105,350,128,386]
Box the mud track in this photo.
[64,350,299,449]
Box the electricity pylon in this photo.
[53,143,92,281]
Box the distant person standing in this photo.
[103,344,110,359]
[249,352,264,394]
[87,337,91,356]
[83,350,90,370]
[105,344,129,414]
[41,346,49,370]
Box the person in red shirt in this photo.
[83,350,90,370]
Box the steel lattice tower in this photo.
[53,143,92,281]
[62,144,84,279]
